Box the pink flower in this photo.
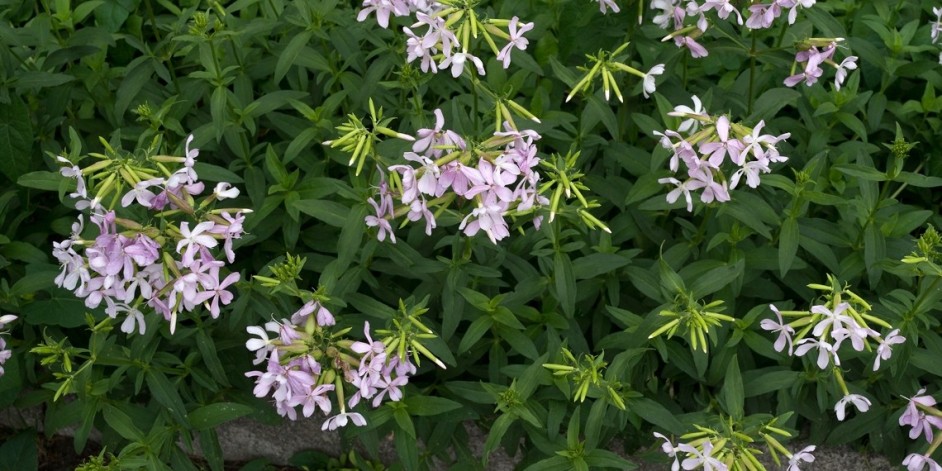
[176,221,218,267]
[760,304,795,355]
[701,0,743,24]
[900,388,942,442]
[873,328,905,370]
[784,50,825,87]
[834,56,857,91]
[903,453,942,471]
[459,203,510,244]
[699,116,745,167]
[659,176,703,212]
[496,17,534,68]
[673,36,708,58]
[365,197,396,243]
[745,3,780,29]
[356,0,410,28]
[595,0,620,14]
[690,168,730,204]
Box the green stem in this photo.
[748,32,757,116]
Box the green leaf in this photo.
[863,223,885,271]
[718,355,744,419]
[274,31,314,83]
[484,413,516,461]
[394,422,420,470]
[582,95,619,138]
[631,398,685,435]
[0,97,33,182]
[833,164,886,181]
[778,217,799,277]
[145,370,189,426]
[658,257,685,299]
[584,449,637,469]
[742,369,801,397]
[402,396,462,416]
[17,171,62,191]
[22,297,86,328]
[0,430,38,471]
[193,163,244,183]
[458,315,493,354]
[571,253,632,279]
[835,112,868,141]
[748,88,800,122]
[688,260,743,298]
[188,403,254,431]
[292,200,350,227]
[554,252,576,317]
[894,172,942,188]
[15,71,75,89]
[102,404,144,441]
[196,330,230,387]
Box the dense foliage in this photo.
[2,0,942,470]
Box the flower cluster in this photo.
[761,276,905,421]
[652,0,816,57]
[245,301,411,428]
[931,7,942,64]
[357,0,534,76]
[784,39,857,90]
[244,293,446,430]
[366,109,546,244]
[0,315,15,378]
[656,95,790,212]
[897,388,942,471]
[653,423,816,471]
[54,135,246,334]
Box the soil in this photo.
[0,427,305,471]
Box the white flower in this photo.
[834,393,871,421]
[668,95,707,133]
[595,0,620,14]
[873,329,906,371]
[787,445,815,470]
[440,51,485,78]
[321,411,367,431]
[176,221,218,266]
[213,182,241,200]
[643,64,665,98]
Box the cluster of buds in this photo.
[357,0,534,76]
[0,315,15,377]
[651,1,815,57]
[761,275,906,421]
[654,417,816,471]
[355,106,546,244]
[542,348,627,410]
[784,38,858,90]
[53,135,247,334]
[655,95,790,212]
[899,388,942,471]
[564,42,664,103]
[246,266,445,430]
[322,99,416,176]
